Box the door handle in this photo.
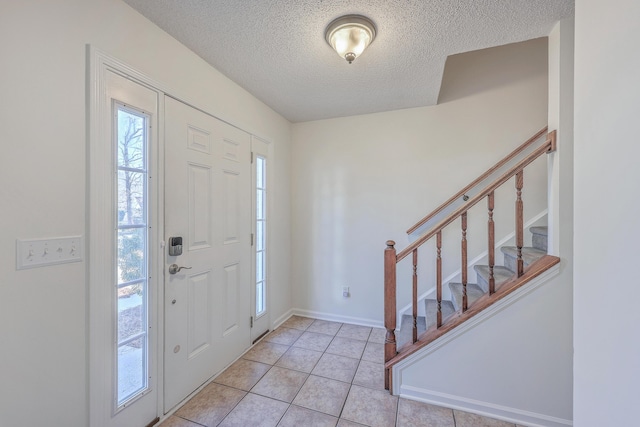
[169,264,192,274]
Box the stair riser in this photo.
[397,315,427,348]
[475,266,513,293]
[476,274,489,293]
[532,233,547,252]
[424,300,455,330]
[448,282,484,312]
[500,245,546,274]
[503,252,536,273]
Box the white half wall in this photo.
[397,265,571,426]
[0,1,291,426]
[574,0,640,425]
[291,38,549,323]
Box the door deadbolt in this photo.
[168,237,183,256]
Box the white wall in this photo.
[291,38,549,324]
[574,0,640,425]
[0,1,291,425]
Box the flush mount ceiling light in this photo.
[325,15,376,64]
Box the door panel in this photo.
[224,170,240,243]
[223,263,240,334]
[164,97,251,412]
[188,163,212,248]
[187,271,212,357]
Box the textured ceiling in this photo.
[122,0,574,123]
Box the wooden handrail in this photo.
[406,127,548,235]
[396,131,555,262]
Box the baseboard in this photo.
[272,309,295,330]
[291,308,383,329]
[399,385,572,427]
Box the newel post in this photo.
[384,240,397,390]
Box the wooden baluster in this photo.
[461,212,468,312]
[488,191,495,294]
[412,248,418,344]
[515,171,524,277]
[436,231,443,328]
[384,240,397,390]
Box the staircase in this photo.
[397,226,548,348]
[383,128,561,392]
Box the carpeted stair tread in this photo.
[501,246,546,271]
[448,282,485,311]
[474,265,514,293]
[425,299,455,330]
[529,226,548,236]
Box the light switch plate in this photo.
[17,236,84,270]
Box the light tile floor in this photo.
[159,316,525,427]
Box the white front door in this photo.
[163,96,251,412]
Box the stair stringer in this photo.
[390,263,570,427]
[397,209,548,327]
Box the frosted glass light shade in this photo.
[325,15,376,64]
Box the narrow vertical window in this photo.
[255,156,267,316]
[115,104,150,407]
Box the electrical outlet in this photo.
[342,286,350,297]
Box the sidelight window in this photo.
[255,155,267,316]
[115,104,150,407]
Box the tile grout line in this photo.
[276,319,339,424]
[338,383,354,422]
[175,413,207,427]
[395,391,400,427]
[285,322,318,416]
